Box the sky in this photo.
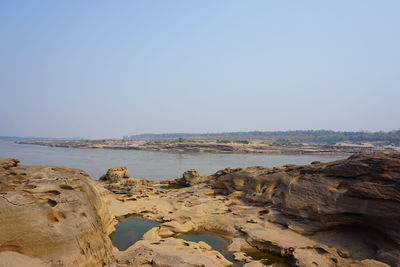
[0,1,399,139]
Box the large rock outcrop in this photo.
[99,166,154,195]
[211,153,400,267]
[0,158,115,266]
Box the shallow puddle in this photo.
[111,217,160,251]
[111,218,289,266]
[245,251,290,266]
[178,233,243,266]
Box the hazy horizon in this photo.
[2,128,400,140]
[1,1,399,139]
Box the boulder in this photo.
[99,166,132,182]
[99,166,154,195]
[0,159,115,266]
[176,169,202,186]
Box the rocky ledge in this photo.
[0,154,399,267]
[15,139,400,155]
[0,158,115,266]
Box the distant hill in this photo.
[0,136,85,141]
[123,130,400,145]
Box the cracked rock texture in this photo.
[211,153,400,267]
[114,238,232,267]
[0,158,115,266]
[99,166,154,195]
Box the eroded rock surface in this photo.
[211,153,400,266]
[115,238,232,267]
[0,158,115,266]
[99,166,154,195]
[1,154,399,267]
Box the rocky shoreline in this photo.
[15,139,400,155]
[1,154,399,266]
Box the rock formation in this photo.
[115,238,232,267]
[99,166,154,195]
[211,153,400,267]
[100,166,132,183]
[1,154,399,267]
[173,169,203,186]
[16,139,400,155]
[0,158,115,266]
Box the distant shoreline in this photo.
[15,139,400,155]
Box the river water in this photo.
[0,141,345,180]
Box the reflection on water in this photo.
[177,233,240,265]
[111,217,160,251]
[0,141,345,180]
[111,217,289,265]
[178,233,290,266]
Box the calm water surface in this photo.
[111,217,160,251]
[0,141,345,180]
[178,233,240,266]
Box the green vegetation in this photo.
[124,130,400,146]
[216,139,231,143]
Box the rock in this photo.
[0,158,19,169]
[0,159,115,266]
[350,259,391,267]
[234,251,251,262]
[99,166,132,182]
[99,166,154,195]
[115,238,232,267]
[211,153,400,267]
[183,169,201,180]
[177,169,202,186]
[243,261,267,267]
[227,238,254,252]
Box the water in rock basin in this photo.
[177,233,289,266]
[177,233,240,265]
[0,141,345,180]
[111,217,160,251]
[111,217,289,266]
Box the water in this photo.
[177,233,240,266]
[0,140,345,180]
[111,218,288,265]
[110,217,160,251]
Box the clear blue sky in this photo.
[1,1,399,138]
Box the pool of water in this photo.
[246,251,290,266]
[111,217,289,266]
[177,233,240,265]
[110,217,160,251]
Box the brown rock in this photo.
[0,159,115,266]
[99,166,132,182]
[99,167,154,195]
[211,154,400,267]
[115,238,232,267]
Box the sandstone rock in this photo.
[234,251,251,262]
[177,169,203,186]
[243,261,267,267]
[0,158,19,170]
[0,159,115,266]
[211,153,400,267]
[99,166,154,195]
[99,166,132,182]
[115,238,232,267]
